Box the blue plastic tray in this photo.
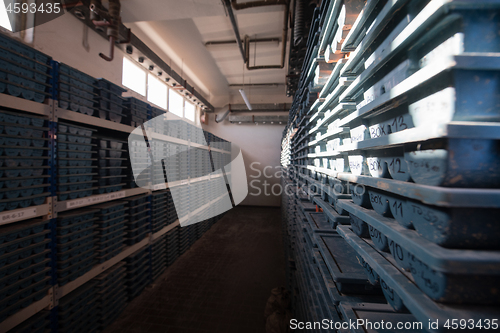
[58,291,97,326]
[96,108,125,123]
[57,174,95,184]
[96,244,125,263]
[57,187,96,202]
[94,201,127,215]
[97,157,126,168]
[56,226,97,245]
[337,225,500,330]
[128,201,149,215]
[97,183,124,195]
[57,244,96,267]
[98,148,126,159]
[58,63,96,85]
[0,230,49,257]
[0,238,49,269]
[58,122,94,137]
[305,212,336,234]
[58,281,96,311]
[129,209,150,222]
[96,234,125,252]
[0,269,49,303]
[97,175,126,187]
[0,280,50,322]
[9,308,50,333]
[56,232,97,253]
[56,216,97,235]
[311,242,386,306]
[57,255,97,286]
[94,262,126,284]
[58,209,99,226]
[0,259,49,291]
[339,200,500,303]
[0,219,48,244]
[127,216,150,230]
[0,249,49,281]
[312,196,351,227]
[57,142,94,152]
[97,138,126,150]
[338,302,424,333]
[57,93,96,115]
[97,223,126,243]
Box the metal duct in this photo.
[229,115,289,123]
[294,0,305,47]
[215,107,232,123]
[231,0,288,10]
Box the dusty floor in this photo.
[104,206,286,333]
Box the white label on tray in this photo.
[0,208,38,225]
[348,155,365,176]
[350,125,366,143]
[335,158,345,172]
[65,191,126,209]
[367,157,384,177]
[409,88,455,127]
[419,33,464,68]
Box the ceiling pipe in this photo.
[205,37,280,46]
[222,0,247,63]
[231,0,288,10]
[69,0,214,111]
[229,83,285,87]
[220,103,290,112]
[243,1,289,70]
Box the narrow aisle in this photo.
[105,206,286,333]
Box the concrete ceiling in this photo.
[121,0,291,108]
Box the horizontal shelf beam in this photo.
[179,193,228,225]
[55,188,150,213]
[58,237,151,298]
[0,203,51,227]
[55,108,136,133]
[0,295,52,333]
[152,220,180,241]
[0,95,52,117]
[152,173,226,191]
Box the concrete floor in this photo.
[104,206,286,333]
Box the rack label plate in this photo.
[0,208,38,225]
[65,191,127,209]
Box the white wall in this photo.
[35,15,123,85]
[30,14,288,207]
[203,107,286,207]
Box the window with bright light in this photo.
[122,57,146,96]
[0,2,13,31]
[169,89,184,117]
[147,74,167,109]
[184,101,196,122]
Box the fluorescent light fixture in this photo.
[239,89,252,110]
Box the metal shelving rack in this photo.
[0,92,232,333]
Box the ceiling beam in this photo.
[228,83,285,87]
[69,0,215,112]
[205,37,280,46]
[228,103,290,112]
